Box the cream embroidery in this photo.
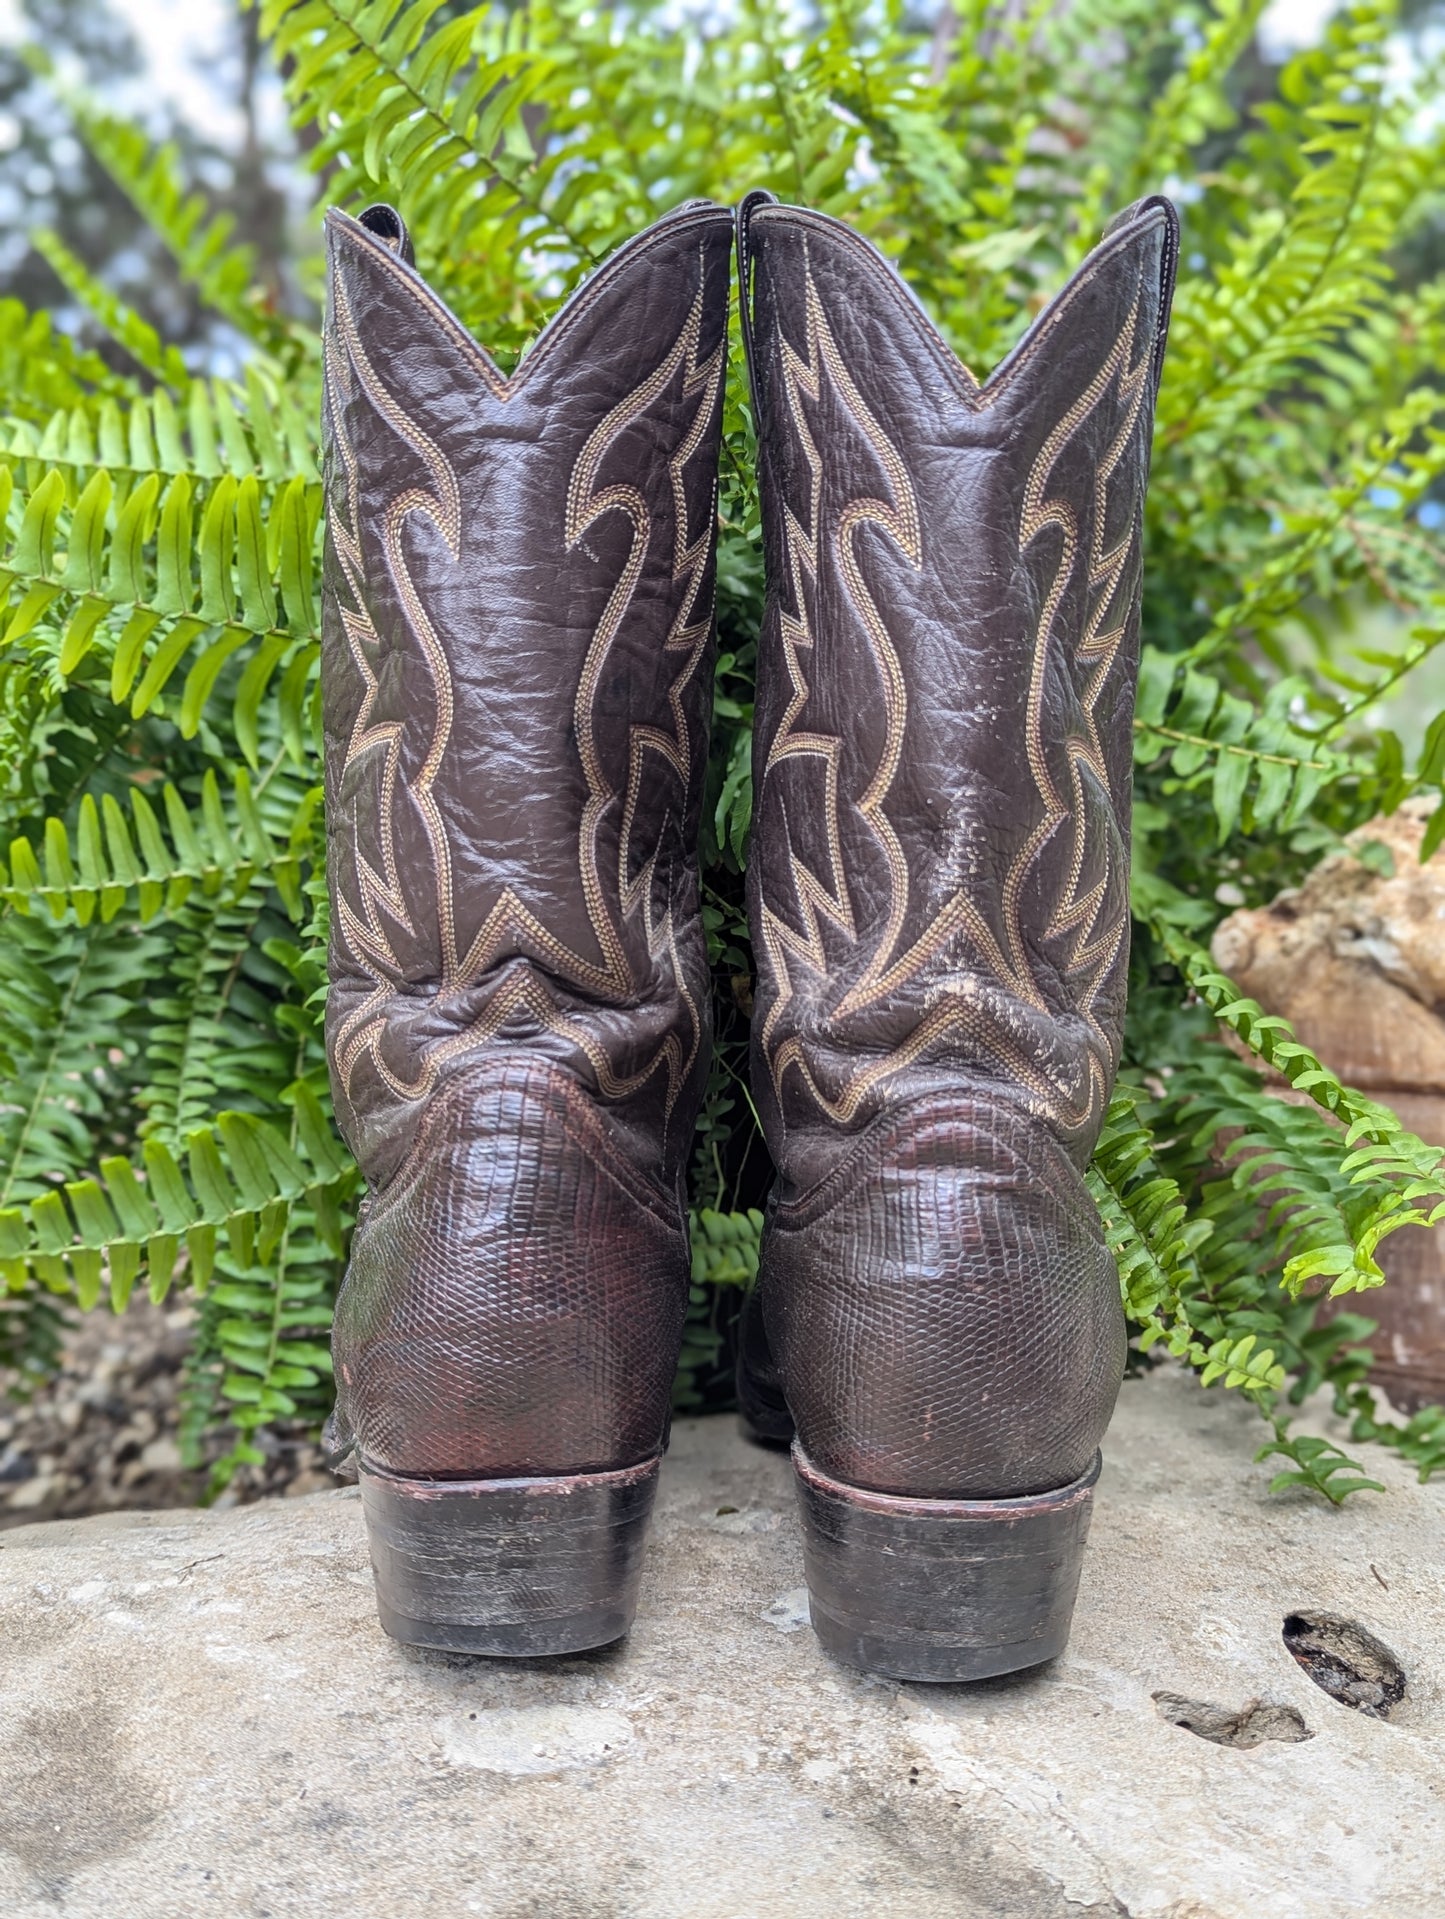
[760,263,1154,1133]
[324,256,723,1113]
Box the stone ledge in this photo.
[0,1366,1439,1918]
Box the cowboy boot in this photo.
[737,191,1177,1680]
[320,199,732,1654]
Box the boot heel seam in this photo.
[771,1091,1059,1229]
[365,1052,684,1227]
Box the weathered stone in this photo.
[1210,798,1445,1095]
[1213,799,1445,1404]
[0,1367,1440,1918]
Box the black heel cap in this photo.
[794,1446,1100,1683]
[359,1455,661,1657]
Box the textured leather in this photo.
[321,200,732,1479]
[739,195,1177,1499]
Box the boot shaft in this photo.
[740,196,1177,1191]
[321,201,733,1190]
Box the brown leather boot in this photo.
[321,200,732,1654]
[737,192,1177,1680]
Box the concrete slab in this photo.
[0,1365,1440,1918]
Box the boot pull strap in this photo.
[358,203,415,268]
[735,190,778,425]
[1102,194,1178,397]
[1147,197,1180,397]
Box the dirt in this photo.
[1282,1610,1408,1720]
[0,1298,333,1528]
[1152,1690,1313,1748]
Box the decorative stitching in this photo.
[325,201,730,401]
[324,243,723,1115]
[749,201,1169,412]
[757,259,1156,1135]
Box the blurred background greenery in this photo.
[3,0,1445,1509]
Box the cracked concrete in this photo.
[0,1364,1440,1917]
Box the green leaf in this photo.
[60,469,112,593]
[1212,748,1253,842]
[153,475,195,615]
[276,477,315,632]
[12,469,67,578]
[290,1081,348,1182]
[143,1140,196,1233]
[197,472,238,623]
[1421,804,1445,864]
[278,643,318,765]
[57,596,110,678]
[235,475,277,632]
[111,607,162,704]
[131,616,206,717]
[233,634,289,768]
[147,1233,180,1304]
[179,627,248,738]
[100,1156,158,1239]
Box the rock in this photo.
[1210,798,1445,1095]
[0,1297,331,1529]
[5,1476,55,1512]
[1213,799,1445,1406]
[1151,1691,1313,1749]
[0,1447,33,1485]
[0,1370,1440,1919]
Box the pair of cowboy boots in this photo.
[320,189,1177,1682]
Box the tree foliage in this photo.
[3,0,1445,1490]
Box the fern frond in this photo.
[31,229,190,391]
[3,767,315,925]
[0,463,320,741]
[1089,1087,1293,1396]
[138,884,295,1146]
[0,1287,67,1392]
[183,1193,340,1482]
[0,913,161,1208]
[690,1206,763,1288]
[263,0,611,281]
[1133,650,1358,842]
[0,296,118,421]
[1183,388,1445,667]
[40,70,284,350]
[3,370,319,484]
[1114,0,1271,207]
[1256,1423,1384,1502]
[0,1084,350,1309]
[1160,4,1429,451]
[1143,914,1445,1298]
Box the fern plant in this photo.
[4,0,1445,1495]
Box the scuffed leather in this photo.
[321,201,732,1478]
[740,196,1177,1499]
